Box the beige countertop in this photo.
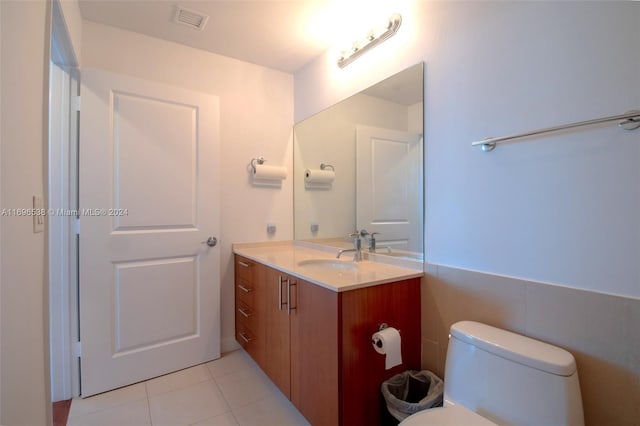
[232,240,424,292]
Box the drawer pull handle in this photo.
[237,284,252,293]
[238,261,251,268]
[239,332,252,343]
[238,307,252,318]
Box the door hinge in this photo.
[74,217,80,235]
[73,96,81,112]
[74,341,82,358]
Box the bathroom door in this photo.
[356,125,423,253]
[78,68,221,397]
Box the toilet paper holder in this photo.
[250,157,265,173]
[372,323,401,348]
[249,157,288,186]
[320,163,334,171]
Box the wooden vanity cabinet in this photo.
[234,254,421,426]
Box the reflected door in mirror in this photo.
[356,125,423,253]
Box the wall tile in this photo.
[623,297,640,423]
[421,265,640,426]
[573,352,636,426]
[420,338,442,378]
[624,298,640,375]
[421,270,446,343]
[523,285,638,424]
[524,283,627,364]
[436,265,527,334]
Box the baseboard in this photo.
[221,336,241,353]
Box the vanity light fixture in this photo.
[337,13,402,68]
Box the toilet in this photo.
[401,321,584,425]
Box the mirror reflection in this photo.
[293,63,424,260]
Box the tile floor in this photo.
[67,350,310,426]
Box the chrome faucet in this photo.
[336,231,364,261]
[365,231,392,254]
[368,232,379,251]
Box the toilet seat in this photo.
[400,403,498,426]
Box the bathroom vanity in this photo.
[233,242,423,426]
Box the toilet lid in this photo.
[400,404,499,426]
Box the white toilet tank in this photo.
[445,321,584,426]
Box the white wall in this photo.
[295,1,640,298]
[82,21,294,351]
[58,0,82,65]
[1,1,52,425]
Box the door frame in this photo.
[49,0,80,401]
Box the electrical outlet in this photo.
[267,223,276,234]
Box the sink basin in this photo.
[297,259,358,271]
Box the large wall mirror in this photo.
[294,63,424,260]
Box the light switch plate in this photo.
[33,195,44,233]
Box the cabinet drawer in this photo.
[235,301,256,330]
[236,278,256,306]
[235,256,256,281]
[236,324,259,356]
[236,300,255,321]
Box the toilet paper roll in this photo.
[253,164,287,180]
[304,169,335,185]
[372,327,402,370]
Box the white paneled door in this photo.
[356,125,423,253]
[79,69,220,397]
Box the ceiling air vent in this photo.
[174,6,209,31]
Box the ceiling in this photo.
[79,0,353,73]
[78,1,421,105]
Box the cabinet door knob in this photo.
[239,332,252,343]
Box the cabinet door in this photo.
[290,279,339,426]
[264,267,291,397]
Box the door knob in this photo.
[201,236,218,247]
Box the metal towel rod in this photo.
[472,110,640,152]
